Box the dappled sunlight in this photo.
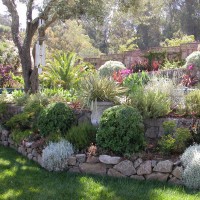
[0,158,10,166]
[79,176,121,200]
[148,188,199,200]
[0,166,18,180]
[0,189,22,200]
[28,186,40,193]
[15,157,28,165]
[20,165,40,172]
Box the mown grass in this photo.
[0,145,200,200]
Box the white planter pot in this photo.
[91,101,114,126]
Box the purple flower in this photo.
[188,65,193,70]
[119,69,133,76]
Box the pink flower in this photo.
[188,65,193,70]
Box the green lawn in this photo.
[0,145,200,200]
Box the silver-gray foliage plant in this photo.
[180,144,200,189]
[42,139,74,171]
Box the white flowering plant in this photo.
[181,144,200,189]
[42,139,74,171]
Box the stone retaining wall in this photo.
[2,104,196,141]
[85,42,200,69]
[0,127,183,185]
[1,104,91,126]
[144,118,195,140]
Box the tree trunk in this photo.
[20,48,38,93]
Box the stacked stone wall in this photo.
[0,129,183,185]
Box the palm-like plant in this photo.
[78,73,127,107]
[41,51,90,90]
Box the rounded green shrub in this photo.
[98,60,126,77]
[66,122,97,151]
[96,105,145,154]
[185,51,200,68]
[38,102,75,137]
[181,145,200,189]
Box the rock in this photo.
[137,160,152,175]
[134,158,143,169]
[99,155,121,165]
[153,160,173,173]
[2,129,9,137]
[68,156,77,166]
[168,177,183,185]
[151,160,157,168]
[68,167,81,173]
[18,146,23,153]
[172,166,183,179]
[3,141,9,146]
[130,175,145,181]
[1,135,6,141]
[145,127,159,138]
[31,149,38,157]
[146,172,169,182]
[114,160,136,176]
[24,142,33,148]
[173,160,181,166]
[21,147,27,156]
[86,156,99,163]
[27,148,32,154]
[32,157,37,162]
[28,153,33,160]
[8,138,14,145]
[129,154,139,162]
[37,155,42,165]
[76,154,86,163]
[107,168,125,177]
[79,163,107,175]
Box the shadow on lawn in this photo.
[0,145,200,200]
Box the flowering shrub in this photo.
[112,69,133,84]
[42,139,74,171]
[98,61,126,77]
[131,60,151,73]
[0,64,13,87]
[181,65,198,87]
[185,51,200,69]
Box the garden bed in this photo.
[0,128,183,185]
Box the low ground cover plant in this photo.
[181,144,200,189]
[158,121,191,154]
[42,139,74,171]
